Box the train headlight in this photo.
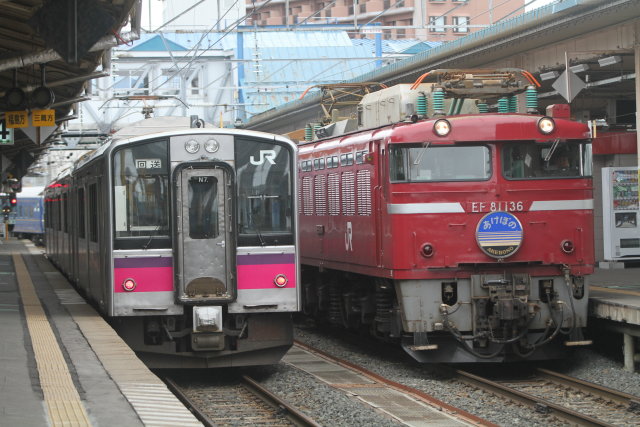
[122,278,137,292]
[561,239,575,254]
[185,139,200,154]
[274,274,288,287]
[537,117,555,135]
[204,138,220,153]
[433,119,451,137]
[421,243,434,258]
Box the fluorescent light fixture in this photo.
[598,55,621,67]
[569,64,590,73]
[539,71,559,81]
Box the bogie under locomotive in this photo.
[298,70,594,362]
[45,118,299,368]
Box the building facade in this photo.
[246,0,525,41]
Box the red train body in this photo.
[297,70,594,362]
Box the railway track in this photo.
[164,374,319,426]
[288,340,495,426]
[456,367,640,427]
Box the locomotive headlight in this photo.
[433,119,451,136]
[122,278,137,292]
[204,138,220,153]
[274,274,288,287]
[185,139,200,154]
[421,243,434,258]
[561,239,575,254]
[537,117,555,135]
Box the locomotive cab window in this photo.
[390,144,491,182]
[236,138,294,246]
[502,141,592,179]
[112,138,170,249]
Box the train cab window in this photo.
[390,144,491,182]
[188,176,219,239]
[235,138,294,246]
[502,141,592,180]
[112,139,170,249]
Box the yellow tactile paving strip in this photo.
[13,254,92,427]
[35,256,202,427]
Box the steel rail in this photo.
[293,340,497,427]
[164,377,217,427]
[536,368,640,411]
[241,375,321,427]
[456,369,617,427]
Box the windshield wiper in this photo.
[543,138,561,163]
[413,142,431,165]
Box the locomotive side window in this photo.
[235,138,293,246]
[502,141,592,179]
[112,138,170,249]
[390,144,491,182]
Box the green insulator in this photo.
[525,86,538,113]
[304,124,312,141]
[432,89,445,115]
[509,95,518,113]
[477,102,488,113]
[416,92,428,116]
[498,97,509,113]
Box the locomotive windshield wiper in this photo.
[543,138,561,163]
[413,142,431,165]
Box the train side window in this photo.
[314,158,325,170]
[340,153,354,166]
[63,192,68,232]
[89,184,98,242]
[78,188,86,239]
[356,151,367,164]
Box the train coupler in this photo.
[191,306,225,351]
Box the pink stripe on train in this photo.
[237,263,296,289]
[114,264,174,293]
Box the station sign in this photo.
[32,109,56,127]
[5,111,28,128]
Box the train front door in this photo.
[175,166,234,302]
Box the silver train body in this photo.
[45,123,300,368]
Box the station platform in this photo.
[0,239,202,427]
[589,266,640,373]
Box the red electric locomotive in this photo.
[298,70,594,363]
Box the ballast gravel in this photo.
[247,323,640,426]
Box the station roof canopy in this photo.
[0,0,138,179]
